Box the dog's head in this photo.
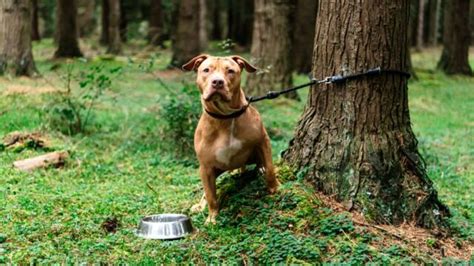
[182,55,257,102]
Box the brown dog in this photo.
[182,54,280,224]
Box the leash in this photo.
[246,67,411,103]
[205,67,410,119]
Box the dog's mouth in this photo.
[203,90,231,102]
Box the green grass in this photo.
[0,41,473,263]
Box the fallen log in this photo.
[13,151,69,172]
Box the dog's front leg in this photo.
[257,136,280,194]
[199,166,218,224]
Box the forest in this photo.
[0,0,473,264]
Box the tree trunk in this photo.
[283,0,448,229]
[471,0,474,44]
[170,0,200,67]
[77,0,96,37]
[148,0,164,46]
[119,0,127,42]
[100,0,109,45]
[210,0,228,40]
[292,0,317,74]
[31,0,40,41]
[408,0,419,47]
[437,0,472,75]
[107,0,122,54]
[246,0,297,100]
[54,0,83,58]
[198,0,208,50]
[227,0,253,48]
[426,0,437,45]
[0,0,37,76]
[416,0,425,50]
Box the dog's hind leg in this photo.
[256,135,280,194]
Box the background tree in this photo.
[31,0,40,41]
[170,0,200,67]
[246,0,297,99]
[100,0,110,45]
[292,0,317,74]
[0,0,37,76]
[77,0,96,37]
[107,0,122,54]
[425,0,438,46]
[227,0,253,48]
[199,0,208,50]
[416,0,425,50]
[149,0,164,46]
[283,0,448,229]
[437,0,472,75]
[54,0,83,58]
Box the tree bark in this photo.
[292,0,317,74]
[283,0,448,229]
[170,0,200,67]
[148,0,164,46]
[107,0,122,54]
[54,0,83,58]
[437,0,472,75]
[77,0,96,37]
[100,0,110,45]
[0,0,37,76]
[31,0,40,41]
[246,0,297,100]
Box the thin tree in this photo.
[292,0,317,74]
[100,0,110,45]
[170,0,200,67]
[0,0,37,76]
[54,0,83,58]
[437,0,472,75]
[246,0,297,99]
[426,0,438,46]
[31,0,40,41]
[149,0,164,46]
[77,0,96,37]
[416,0,425,50]
[107,0,122,54]
[283,0,448,229]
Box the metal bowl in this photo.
[136,214,193,240]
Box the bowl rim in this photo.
[140,213,190,224]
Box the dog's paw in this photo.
[204,211,217,225]
[267,180,281,194]
[190,202,206,213]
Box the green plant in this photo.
[41,63,122,135]
[158,81,201,156]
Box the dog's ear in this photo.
[231,55,257,73]
[182,54,209,72]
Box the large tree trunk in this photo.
[107,0,122,54]
[0,0,37,76]
[54,0,83,58]
[100,0,110,45]
[170,0,200,67]
[77,0,96,37]
[246,0,297,100]
[148,0,164,46]
[292,0,317,74]
[283,0,448,229]
[437,0,472,75]
[31,0,40,41]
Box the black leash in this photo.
[246,67,411,103]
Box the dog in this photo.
[182,54,280,224]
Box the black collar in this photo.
[204,104,249,120]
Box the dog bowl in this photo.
[136,214,193,240]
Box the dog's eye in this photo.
[203,68,210,73]
[228,69,235,74]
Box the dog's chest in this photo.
[215,120,244,166]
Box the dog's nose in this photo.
[211,79,224,89]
